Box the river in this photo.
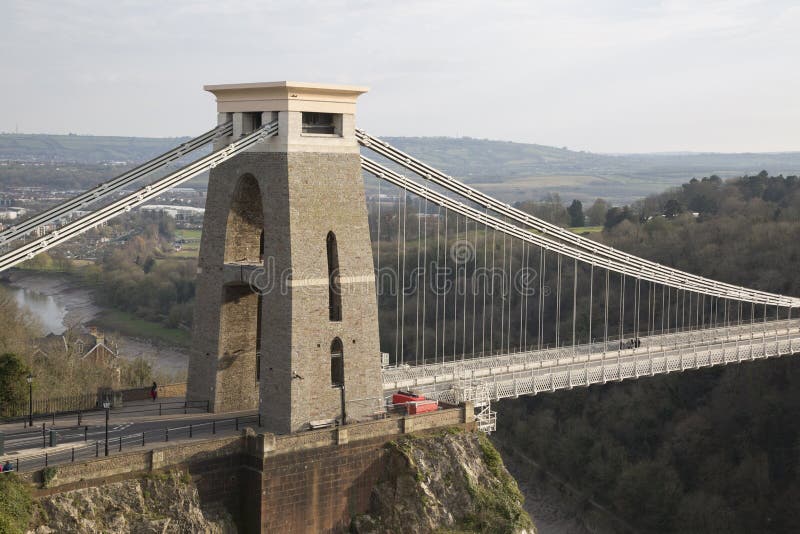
[3,273,100,335]
[9,285,69,334]
[2,272,189,379]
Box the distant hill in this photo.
[2,132,800,203]
[381,137,800,203]
[0,133,192,164]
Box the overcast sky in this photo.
[1,0,798,153]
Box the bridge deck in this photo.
[382,319,800,403]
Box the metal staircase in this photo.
[452,377,497,434]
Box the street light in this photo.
[103,399,110,457]
[26,374,33,427]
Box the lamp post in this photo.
[103,399,110,456]
[26,374,33,427]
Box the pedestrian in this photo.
[2,460,12,472]
[150,382,158,402]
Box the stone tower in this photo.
[186,81,383,434]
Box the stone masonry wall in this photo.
[243,406,472,533]
[26,407,471,533]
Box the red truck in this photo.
[392,390,438,415]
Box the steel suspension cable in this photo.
[453,216,460,362]
[507,237,514,354]
[520,241,528,351]
[604,269,610,353]
[460,215,468,359]
[481,209,489,356]
[415,197,422,364]
[500,231,507,354]
[442,206,449,361]
[489,225,497,353]
[394,190,403,364]
[556,254,562,348]
[538,248,545,351]
[588,263,594,345]
[572,258,578,355]
[358,132,799,308]
[434,203,441,364]
[421,193,428,362]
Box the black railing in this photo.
[0,392,97,419]
[2,413,260,473]
[1,399,209,427]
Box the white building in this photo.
[0,207,26,220]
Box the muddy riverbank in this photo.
[2,270,189,379]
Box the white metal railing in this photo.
[383,322,800,402]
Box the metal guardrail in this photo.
[0,393,98,420]
[1,399,209,427]
[1,413,260,473]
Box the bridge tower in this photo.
[187,81,383,434]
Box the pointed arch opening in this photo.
[218,173,265,403]
[327,231,342,321]
[224,174,264,264]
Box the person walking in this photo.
[150,382,158,402]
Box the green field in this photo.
[570,225,603,234]
[172,229,201,258]
[175,229,202,240]
[93,310,191,347]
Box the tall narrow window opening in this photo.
[256,294,263,381]
[330,338,344,388]
[327,231,342,321]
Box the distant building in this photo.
[32,326,118,366]
[139,204,205,222]
[0,207,26,220]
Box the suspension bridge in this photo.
[2,81,798,435]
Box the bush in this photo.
[0,353,30,408]
[0,473,34,532]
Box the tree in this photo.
[586,198,609,226]
[567,199,585,227]
[0,353,30,409]
[604,206,633,230]
[663,198,683,219]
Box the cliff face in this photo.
[352,429,536,534]
[28,471,236,534]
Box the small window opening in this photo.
[259,230,265,262]
[330,338,344,388]
[327,232,342,321]
[302,112,335,134]
[241,112,263,136]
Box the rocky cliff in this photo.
[27,471,236,533]
[16,428,533,533]
[352,429,535,534]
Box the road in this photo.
[0,400,257,472]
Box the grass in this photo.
[570,225,603,234]
[172,229,201,258]
[93,310,190,347]
[174,229,201,240]
[171,247,199,258]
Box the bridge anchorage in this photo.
[1,81,799,435]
